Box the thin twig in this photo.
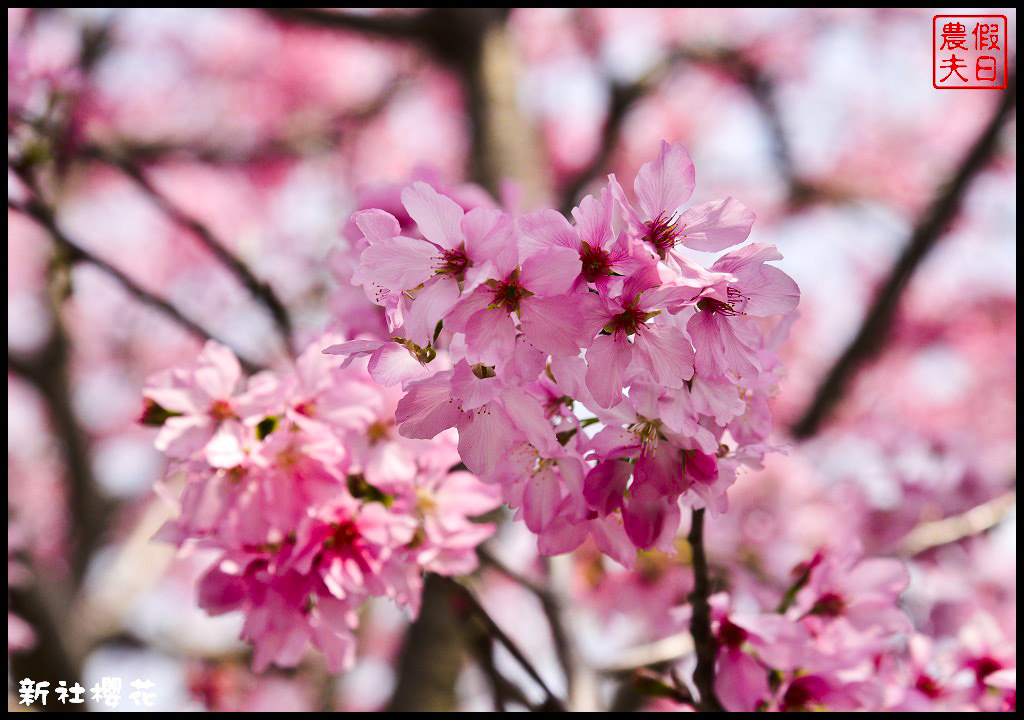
[559,47,691,215]
[467,631,540,711]
[478,548,585,707]
[262,7,511,194]
[8,574,87,713]
[86,149,296,356]
[83,76,406,169]
[899,490,1016,557]
[792,71,1016,439]
[9,196,263,374]
[261,8,428,41]
[688,508,725,712]
[441,576,566,711]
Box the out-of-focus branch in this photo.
[559,43,844,215]
[86,149,296,357]
[792,71,1016,439]
[559,49,690,215]
[262,8,518,197]
[9,196,264,374]
[466,631,538,711]
[385,575,463,711]
[261,8,429,41]
[479,548,597,709]
[599,632,695,675]
[8,576,86,713]
[441,576,566,711]
[687,508,724,712]
[84,75,406,168]
[899,490,1016,557]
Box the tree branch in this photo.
[792,71,1015,439]
[260,8,428,41]
[479,548,595,709]
[441,576,566,711]
[86,149,296,357]
[899,490,1016,557]
[9,197,264,374]
[688,508,725,711]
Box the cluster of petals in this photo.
[699,543,1015,712]
[143,338,500,672]
[708,544,914,712]
[342,140,800,564]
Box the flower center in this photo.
[488,269,531,313]
[644,213,679,260]
[810,591,846,617]
[719,618,748,649]
[366,418,393,445]
[209,399,235,422]
[606,300,658,336]
[325,520,361,552]
[697,297,740,316]
[580,242,613,282]
[437,246,470,279]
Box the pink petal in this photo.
[498,386,559,454]
[353,209,401,244]
[633,140,695,220]
[367,344,427,387]
[451,360,504,411]
[457,402,516,476]
[633,322,695,388]
[520,245,582,296]
[405,276,461,347]
[517,208,580,255]
[537,514,588,556]
[323,339,385,369]
[353,236,437,290]
[462,206,514,261]
[571,189,613,249]
[676,197,755,252]
[395,372,461,439]
[737,265,800,317]
[519,295,583,357]
[608,173,645,235]
[583,460,630,515]
[716,649,771,712]
[465,309,517,366]
[622,495,679,550]
[401,181,464,250]
[522,466,563,532]
[585,333,632,408]
[688,310,760,379]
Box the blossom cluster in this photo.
[338,141,800,566]
[697,542,1012,712]
[142,339,500,672]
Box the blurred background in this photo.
[8,8,1015,711]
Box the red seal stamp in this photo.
[934,15,1008,89]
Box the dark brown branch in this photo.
[9,197,263,374]
[9,577,86,713]
[86,150,296,357]
[441,576,566,711]
[385,575,464,711]
[261,8,429,41]
[559,44,847,216]
[262,7,511,194]
[84,76,405,169]
[559,49,691,215]
[688,508,725,712]
[467,630,539,711]
[792,71,1016,439]
[478,548,583,705]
